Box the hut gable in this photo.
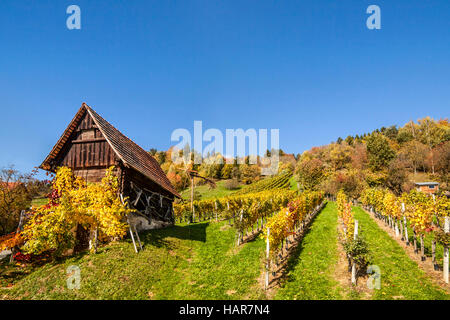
[40,103,180,199]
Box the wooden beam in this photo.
[72,138,107,144]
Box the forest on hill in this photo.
[296,117,449,198]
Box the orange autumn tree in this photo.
[21,167,133,256]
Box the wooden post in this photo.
[432,239,437,269]
[190,176,195,223]
[128,217,138,253]
[265,227,270,290]
[413,228,418,253]
[237,211,243,246]
[444,217,449,284]
[215,201,218,222]
[420,234,425,261]
[351,220,358,285]
[9,210,26,264]
[404,216,409,245]
[134,225,143,251]
[399,219,404,240]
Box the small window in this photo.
[429,185,435,189]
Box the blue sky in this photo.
[0,0,449,178]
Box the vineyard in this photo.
[232,171,292,195]
[360,188,450,283]
[1,180,449,299]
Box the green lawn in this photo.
[2,202,448,300]
[353,206,449,300]
[289,176,298,191]
[31,198,48,207]
[180,180,243,201]
[0,220,265,300]
[275,202,343,300]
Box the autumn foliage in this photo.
[3,167,134,257]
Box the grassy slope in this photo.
[31,198,48,207]
[289,176,298,191]
[0,220,265,300]
[180,180,242,201]
[353,206,448,300]
[275,202,343,300]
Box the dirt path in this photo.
[334,221,372,299]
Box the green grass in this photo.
[0,220,265,300]
[31,198,48,207]
[353,206,449,300]
[275,202,343,300]
[289,176,298,191]
[180,180,243,201]
[2,201,448,300]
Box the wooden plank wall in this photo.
[54,112,118,182]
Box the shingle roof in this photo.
[415,182,439,186]
[40,103,180,198]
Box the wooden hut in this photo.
[414,182,439,195]
[40,103,181,231]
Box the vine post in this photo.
[265,227,270,290]
[215,201,218,222]
[402,203,409,246]
[444,217,449,284]
[351,219,359,285]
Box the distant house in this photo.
[40,103,181,232]
[415,182,439,195]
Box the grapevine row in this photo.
[360,187,450,282]
[233,171,292,195]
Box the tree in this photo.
[366,133,395,171]
[386,158,408,195]
[328,143,353,171]
[295,158,325,191]
[345,136,354,146]
[351,143,368,170]
[417,117,448,174]
[221,164,233,179]
[384,125,399,141]
[240,165,260,184]
[434,141,450,185]
[155,151,166,165]
[398,140,428,175]
[0,167,34,235]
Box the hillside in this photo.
[2,202,448,300]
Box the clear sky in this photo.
[0,0,449,178]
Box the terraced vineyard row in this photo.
[233,171,292,195]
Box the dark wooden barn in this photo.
[40,103,180,231]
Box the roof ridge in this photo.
[83,103,180,198]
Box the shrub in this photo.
[20,167,134,257]
[224,179,240,190]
